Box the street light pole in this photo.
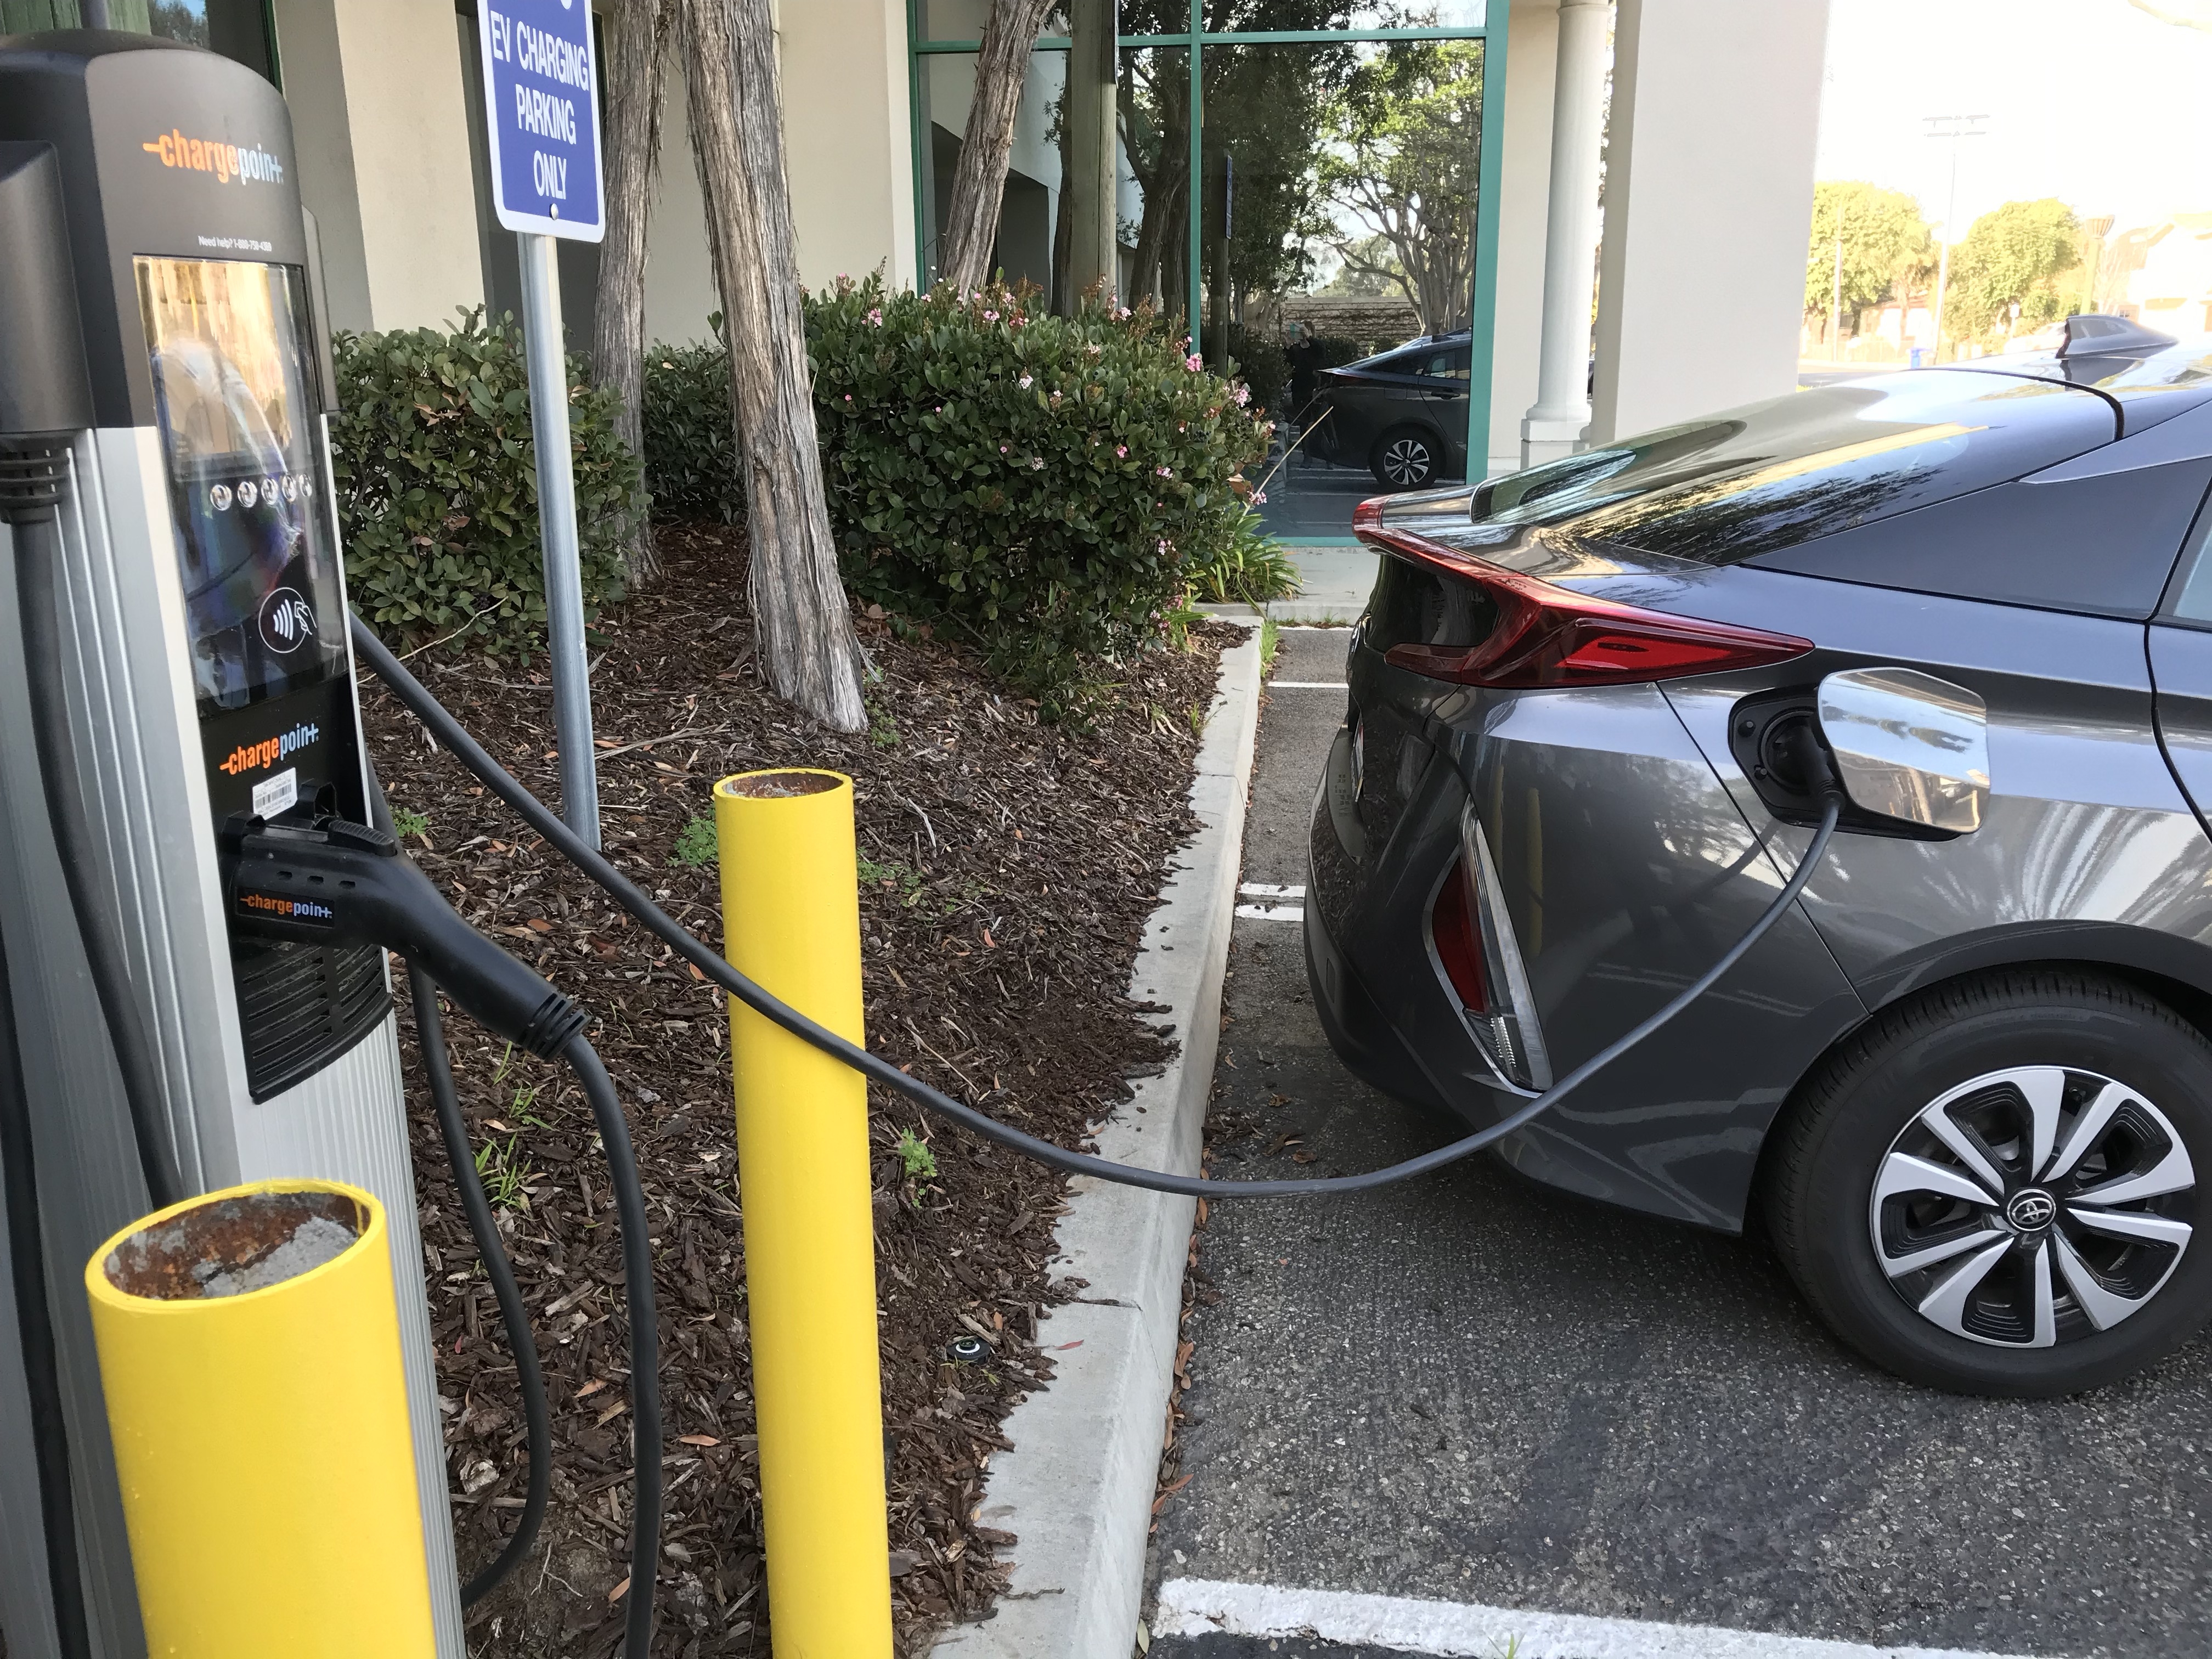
[1923,114,1988,364]
[1831,200,1846,363]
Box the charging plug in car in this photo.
[1730,688,1940,840]
[224,815,585,1058]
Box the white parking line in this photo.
[1269,680,1350,689]
[1238,883,1307,897]
[1234,904,1305,922]
[1152,1579,2051,1659]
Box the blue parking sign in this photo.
[477,0,605,241]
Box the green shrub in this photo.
[641,332,745,524]
[1184,507,1300,606]
[329,310,644,651]
[1223,323,1288,418]
[806,275,1269,713]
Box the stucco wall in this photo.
[1588,0,1829,443]
[273,0,485,334]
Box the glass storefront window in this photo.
[0,1,281,84]
[1199,35,1484,537]
[917,1,1069,42]
[911,0,1498,539]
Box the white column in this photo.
[1587,0,1829,445]
[1519,0,1610,470]
[1485,0,1561,481]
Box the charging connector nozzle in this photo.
[224,817,585,1058]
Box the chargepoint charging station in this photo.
[0,33,465,1656]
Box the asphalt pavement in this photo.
[1145,625,2212,1659]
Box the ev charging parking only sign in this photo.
[477,0,605,240]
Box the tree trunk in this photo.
[591,0,672,586]
[680,0,867,732]
[1064,0,1119,306]
[938,0,1057,292]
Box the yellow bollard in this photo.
[714,768,891,1656]
[83,1178,435,1658]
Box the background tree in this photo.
[1315,38,1485,336]
[591,0,673,585]
[1803,180,1931,337]
[1947,198,2081,344]
[938,0,1059,292]
[680,0,866,730]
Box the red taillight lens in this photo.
[1360,525,1812,689]
[1353,496,1385,534]
[1429,860,1488,1013]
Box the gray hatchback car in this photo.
[1311,322,2212,1396]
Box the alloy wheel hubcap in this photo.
[1868,1065,2195,1348]
[1383,439,1431,485]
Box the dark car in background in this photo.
[1311,322,2212,1396]
[1301,331,1472,490]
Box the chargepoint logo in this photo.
[258,586,315,654]
[239,891,333,925]
[140,129,285,186]
[219,721,320,779]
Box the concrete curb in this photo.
[933,623,1262,1659]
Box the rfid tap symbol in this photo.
[258,586,315,654]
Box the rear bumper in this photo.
[1301,857,1453,1118]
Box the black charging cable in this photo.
[366,749,553,1604]
[407,965,554,1605]
[4,443,184,1212]
[0,910,94,1659]
[224,811,660,1654]
[350,614,1843,1201]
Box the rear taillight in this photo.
[1429,860,1488,1013]
[1353,495,1385,535]
[1359,524,1812,689]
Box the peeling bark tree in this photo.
[591,0,672,586]
[680,0,867,731]
[938,0,1057,292]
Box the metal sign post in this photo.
[475,0,607,847]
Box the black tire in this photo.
[1764,969,2212,1397]
[1369,426,1437,490]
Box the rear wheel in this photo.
[1764,970,2212,1396]
[1370,427,1438,489]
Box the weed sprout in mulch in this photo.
[364,525,1233,1656]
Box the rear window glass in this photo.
[1471,373,2115,565]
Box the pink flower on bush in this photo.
[1019,375,1034,389]
[1184,353,1203,372]
[1115,445,1128,458]
[1234,384,1250,405]
[1156,465,1173,478]
[1000,444,1010,453]
[867,308,883,326]
[1030,456,1045,469]
[984,309,1000,321]
[1253,490,1268,504]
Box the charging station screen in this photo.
[136,257,347,712]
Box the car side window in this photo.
[1420,349,1470,382]
[2164,488,2212,624]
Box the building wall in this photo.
[1485,0,1561,478]
[642,69,722,347]
[272,0,485,333]
[1588,0,1828,444]
[778,0,921,294]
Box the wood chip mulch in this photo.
[359,522,1234,1656]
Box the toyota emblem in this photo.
[2005,1189,2057,1231]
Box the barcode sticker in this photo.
[252,767,298,820]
